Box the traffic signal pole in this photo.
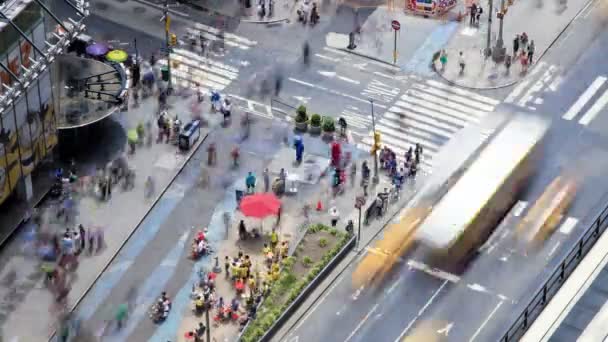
[163,0,173,93]
[370,99,379,184]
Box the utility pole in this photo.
[492,0,507,62]
[163,0,173,93]
[370,99,379,184]
[484,0,493,59]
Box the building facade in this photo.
[0,0,86,205]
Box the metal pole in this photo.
[205,308,211,342]
[393,29,397,64]
[164,0,173,93]
[370,99,379,184]
[134,38,138,62]
[485,0,493,58]
[492,0,506,61]
[357,207,362,249]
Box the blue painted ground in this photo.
[402,21,459,76]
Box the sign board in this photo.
[391,20,401,31]
[355,196,366,209]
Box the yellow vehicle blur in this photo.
[352,206,431,289]
[516,175,577,247]
[403,320,447,342]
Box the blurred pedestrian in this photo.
[263,168,270,193]
[439,50,448,71]
[513,34,520,56]
[528,40,535,64]
[458,51,465,74]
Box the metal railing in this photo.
[500,201,608,341]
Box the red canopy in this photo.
[240,193,281,218]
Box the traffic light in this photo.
[370,131,381,154]
[169,33,177,46]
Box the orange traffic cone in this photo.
[316,200,323,211]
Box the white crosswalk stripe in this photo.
[186,23,258,50]
[158,47,241,94]
[504,62,561,110]
[357,79,499,169]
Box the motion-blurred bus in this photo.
[515,175,577,248]
[416,114,549,264]
[403,320,447,342]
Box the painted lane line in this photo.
[558,216,578,235]
[315,53,340,62]
[387,106,460,133]
[192,23,257,46]
[548,76,564,92]
[563,76,607,120]
[343,304,380,342]
[505,79,531,103]
[381,113,452,140]
[469,300,504,342]
[407,259,460,283]
[387,279,401,294]
[547,241,561,259]
[288,77,387,108]
[394,280,448,342]
[399,95,479,123]
[579,88,608,125]
[513,200,529,217]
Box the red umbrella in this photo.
[240,193,281,218]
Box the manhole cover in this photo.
[133,6,146,13]
[94,2,109,10]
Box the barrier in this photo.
[500,200,608,341]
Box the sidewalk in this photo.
[0,91,213,341]
[436,0,590,89]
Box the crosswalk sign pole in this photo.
[163,0,173,93]
[370,99,379,184]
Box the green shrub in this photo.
[319,238,328,248]
[302,256,313,267]
[310,114,322,127]
[308,224,321,233]
[282,256,296,268]
[329,228,339,236]
[310,264,322,276]
[322,116,335,132]
[295,105,308,123]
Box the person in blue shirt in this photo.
[246,172,256,193]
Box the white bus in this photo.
[415,114,550,263]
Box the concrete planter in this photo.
[295,121,308,132]
[322,131,334,141]
[309,125,321,135]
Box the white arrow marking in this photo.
[437,322,454,336]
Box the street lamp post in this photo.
[369,99,379,184]
[492,0,507,61]
[163,0,173,93]
[484,0,493,58]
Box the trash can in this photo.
[178,120,201,151]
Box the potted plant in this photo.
[322,116,335,140]
[294,105,308,132]
[309,114,322,134]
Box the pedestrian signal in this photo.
[169,33,177,46]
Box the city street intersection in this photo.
[2,0,608,340]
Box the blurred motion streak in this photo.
[516,175,578,248]
[403,320,447,342]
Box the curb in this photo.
[47,131,211,341]
[241,16,290,24]
[338,47,401,70]
[434,0,596,91]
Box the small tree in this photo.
[295,105,308,123]
[322,116,335,132]
[310,114,321,127]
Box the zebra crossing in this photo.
[504,61,563,111]
[155,23,258,94]
[356,79,500,169]
[561,75,608,126]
